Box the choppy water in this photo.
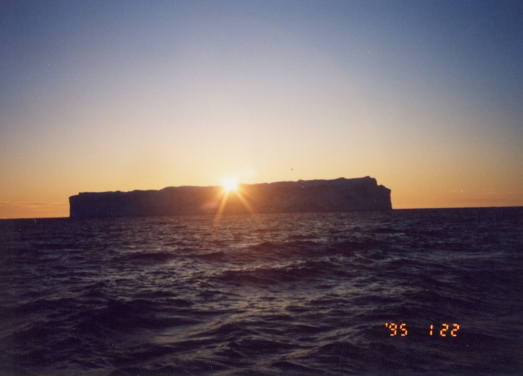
[0,208,522,375]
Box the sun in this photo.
[214,176,256,226]
[221,178,239,193]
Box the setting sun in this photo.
[221,178,239,193]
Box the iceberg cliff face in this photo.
[69,176,392,218]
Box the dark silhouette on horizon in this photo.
[69,177,392,218]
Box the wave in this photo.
[1,208,522,375]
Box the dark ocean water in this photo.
[0,208,522,376]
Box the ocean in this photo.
[0,208,522,375]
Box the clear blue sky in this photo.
[1,0,522,218]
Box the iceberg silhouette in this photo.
[69,176,391,218]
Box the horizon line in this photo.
[2,205,522,221]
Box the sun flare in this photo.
[221,178,239,193]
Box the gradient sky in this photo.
[1,0,522,218]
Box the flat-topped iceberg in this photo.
[69,176,392,218]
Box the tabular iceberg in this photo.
[69,176,392,218]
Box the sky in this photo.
[1,0,522,218]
